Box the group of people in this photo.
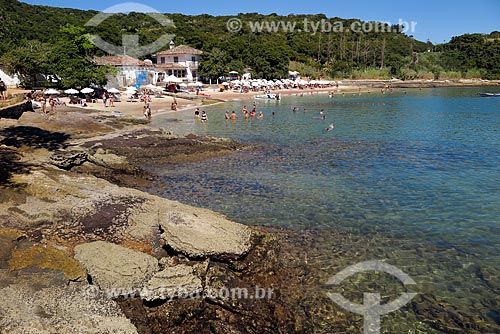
[24,91,66,114]
[194,107,208,122]
[240,102,264,119]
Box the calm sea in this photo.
[151,87,500,332]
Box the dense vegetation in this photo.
[0,0,499,88]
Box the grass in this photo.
[0,95,24,109]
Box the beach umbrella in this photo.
[107,88,120,93]
[64,88,79,94]
[164,75,182,83]
[195,81,203,87]
[179,83,187,88]
[80,87,94,94]
[45,89,60,95]
[222,82,230,86]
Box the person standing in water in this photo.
[200,111,208,122]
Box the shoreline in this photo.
[5,78,498,120]
[1,87,498,333]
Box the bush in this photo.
[350,68,390,80]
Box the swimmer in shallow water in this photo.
[324,122,335,132]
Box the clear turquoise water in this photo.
[151,88,500,331]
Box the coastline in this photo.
[1,84,498,333]
[0,107,347,333]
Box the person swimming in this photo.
[324,122,335,132]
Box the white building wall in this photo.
[0,67,21,87]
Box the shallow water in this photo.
[151,88,500,332]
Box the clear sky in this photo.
[21,0,500,43]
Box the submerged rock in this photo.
[74,241,159,292]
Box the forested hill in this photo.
[1,0,499,82]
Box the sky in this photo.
[21,0,500,43]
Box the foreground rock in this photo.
[145,263,204,301]
[0,273,138,334]
[74,241,159,291]
[160,209,255,259]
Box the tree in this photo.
[1,40,50,85]
[198,48,229,80]
[46,24,113,88]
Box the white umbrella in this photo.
[80,88,94,94]
[107,88,120,93]
[164,75,182,83]
[179,83,187,88]
[141,84,156,90]
[195,81,203,87]
[64,88,79,94]
[187,82,197,87]
[222,82,230,86]
[45,89,60,95]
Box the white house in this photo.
[0,66,21,87]
[154,41,203,82]
[93,55,155,88]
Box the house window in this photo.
[191,56,196,62]
[174,56,179,63]
[160,57,165,64]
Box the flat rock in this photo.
[0,269,137,334]
[9,244,86,281]
[74,241,159,291]
[159,209,255,260]
[3,169,255,260]
[145,263,203,301]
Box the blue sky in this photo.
[21,0,500,43]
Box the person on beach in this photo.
[49,97,56,113]
[230,111,237,120]
[242,106,248,114]
[293,106,298,112]
[109,93,115,107]
[103,92,108,107]
[194,108,200,118]
[200,111,207,122]
[225,111,230,120]
[258,111,263,119]
[41,97,47,114]
[0,80,7,101]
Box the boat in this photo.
[478,93,500,97]
[255,93,280,100]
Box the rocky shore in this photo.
[0,109,334,334]
[1,107,496,334]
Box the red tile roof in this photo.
[93,55,152,67]
[156,45,203,56]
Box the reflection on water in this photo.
[151,88,500,332]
